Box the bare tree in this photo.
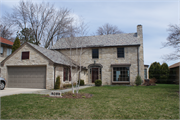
[96,23,123,35]
[162,24,180,61]
[64,21,88,94]
[0,24,14,41]
[73,21,88,93]
[3,0,75,48]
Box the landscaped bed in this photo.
[1,84,179,119]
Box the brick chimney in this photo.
[137,24,143,38]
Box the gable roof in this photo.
[27,43,77,66]
[1,42,77,66]
[169,62,180,69]
[51,33,140,50]
[0,37,14,46]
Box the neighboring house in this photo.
[1,25,146,89]
[169,62,180,83]
[0,37,13,62]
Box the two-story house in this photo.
[1,25,145,89]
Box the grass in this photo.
[1,84,179,119]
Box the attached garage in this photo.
[8,66,46,89]
[1,42,74,89]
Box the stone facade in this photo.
[59,25,144,85]
[60,46,142,85]
[1,44,54,89]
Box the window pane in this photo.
[7,48,12,56]
[64,68,69,81]
[10,49,12,54]
[7,48,9,55]
[22,52,29,59]
[0,47,3,53]
[92,49,99,58]
[117,48,124,58]
[113,67,129,81]
[144,69,147,79]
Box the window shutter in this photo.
[69,68,71,81]
[63,67,66,81]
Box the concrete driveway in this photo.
[0,88,46,97]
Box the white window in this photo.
[7,48,12,56]
[0,47,3,55]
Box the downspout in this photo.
[137,46,140,76]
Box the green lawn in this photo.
[1,84,179,119]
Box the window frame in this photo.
[117,47,124,58]
[21,51,30,60]
[144,69,147,79]
[92,49,99,59]
[63,67,71,82]
[111,65,130,83]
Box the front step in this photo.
[85,83,95,86]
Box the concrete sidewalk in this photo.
[0,86,92,97]
[33,86,92,95]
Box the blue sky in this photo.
[0,0,179,66]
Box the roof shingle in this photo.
[51,33,140,49]
[28,43,77,66]
[0,37,13,46]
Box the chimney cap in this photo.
[137,24,142,26]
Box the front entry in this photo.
[92,68,99,83]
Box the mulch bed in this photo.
[42,92,93,99]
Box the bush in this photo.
[143,78,156,86]
[95,79,102,86]
[54,76,60,89]
[135,75,142,86]
[78,79,84,86]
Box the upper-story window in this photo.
[22,51,30,60]
[0,47,3,55]
[92,49,99,59]
[7,48,12,56]
[117,48,124,58]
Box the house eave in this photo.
[51,44,141,50]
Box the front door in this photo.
[92,68,98,83]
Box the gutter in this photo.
[51,44,141,50]
[0,42,13,47]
